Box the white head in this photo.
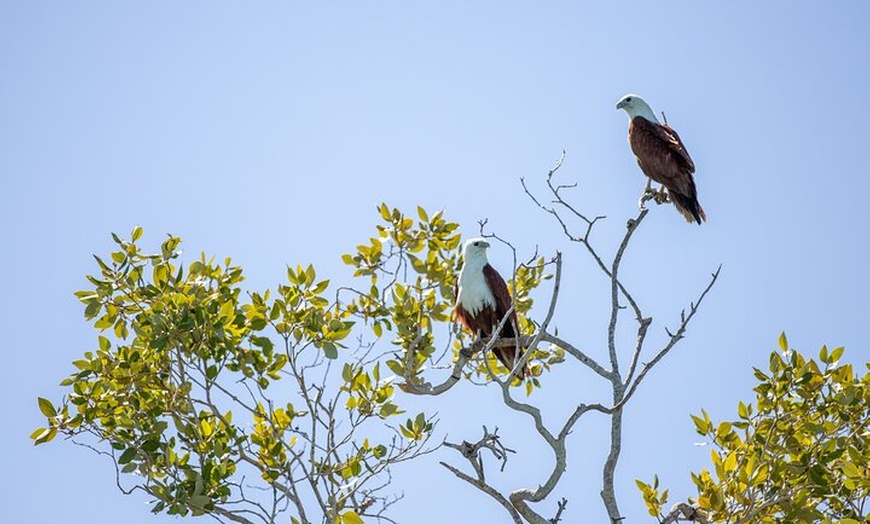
[462,237,491,266]
[616,93,658,123]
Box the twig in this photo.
[620,266,722,407]
[549,498,568,524]
[444,426,515,482]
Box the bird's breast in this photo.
[457,274,496,315]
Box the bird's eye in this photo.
[625,97,632,102]
[473,241,479,246]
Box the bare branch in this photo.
[606,209,649,376]
[600,405,624,523]
[444,426,515,482]
[540,332,612,380]
[440,461,523,524]
[621,265,722,407]
[623,315,653,388]
[549,498,569,524]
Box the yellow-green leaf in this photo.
[341,510,364,524]
[30,427,57,445]
[38,397,57,418]
[378,203,390,221]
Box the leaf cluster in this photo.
[34,225,436,522]
[341,204,557,390]
[641,334,869,523]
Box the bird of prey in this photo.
[617,93,706,224]
[454,238,529,378]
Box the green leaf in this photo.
[93,254,110,271]
[778,332,788,351]
[840,461,860,478]
[723,451,737,472]
[37,397,57,418]
[189,494,211,513]
[323,343,338,359]
[131,226,143,242]
[378,203,391,221]
[379,403,398,418]
[691,414,709,435]
[819,345,829,363]
[342,363,355,383]
[341,510,364,524]
[83,300,101,319]
[30,427,57,445]
[399,424,415,439]
[118,447,137,464]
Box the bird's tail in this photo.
[670,190,707,225]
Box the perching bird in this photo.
[617,93,706,224]
[454,238,530,378]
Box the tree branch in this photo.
[439,461,524,524]
[444,426,515,482]
[621,265,721,407]
[540,332,612,380]
[549,498,568,524]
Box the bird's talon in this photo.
[638,189,656,211]
[654,188,670,204]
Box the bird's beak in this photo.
[616,100,626,110]
[482,241,491,248]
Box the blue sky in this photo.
[2,2,868,523]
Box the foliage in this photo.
[340,204,557,389]
[34,186,724,524]
[32,214,449,523]
[33,203,556,523]
[639,334,870,523]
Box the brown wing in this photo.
[483,264,530,378]
[482,264,516,338]
[629,117,706,224]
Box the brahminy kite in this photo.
[454,238,529,378]
[617,94,706,224]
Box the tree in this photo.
[34,157,721,523]
[639,334,870,524]
[31,230,437,524]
